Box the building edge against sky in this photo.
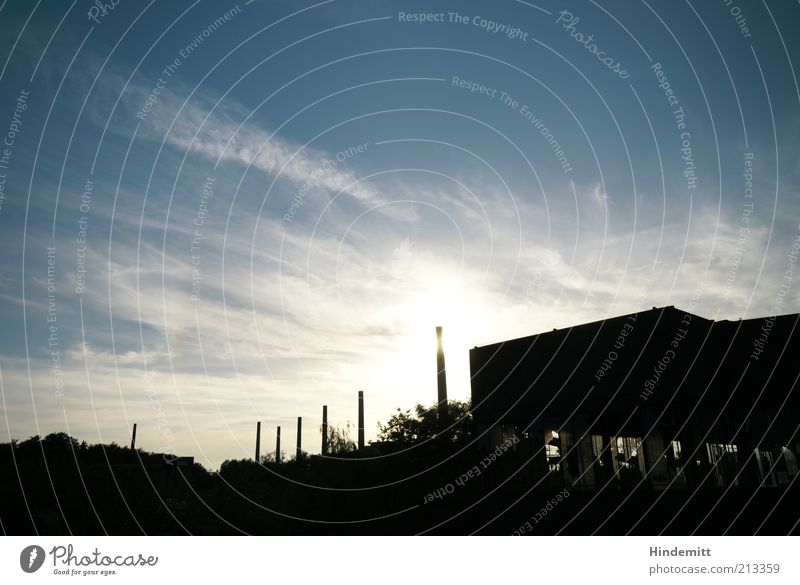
[469,306,800,491]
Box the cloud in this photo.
[4,174,794,468]
[590,182,608,209]
[5,73,797,469]
[127,83,376,202]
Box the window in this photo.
[783,447,798,477]
[610,436,645,482]
[706,443,740,487]
[614,436,641,469]
[756,446,798,487]
[545,430,560,471]
[671,440,682,461]
[755,448,776,487]
[591,435,605,466]
[501,424,518,449]
[664,440,686,485]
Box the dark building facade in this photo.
[469,306,800,492]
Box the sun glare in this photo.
[389,274,486,403]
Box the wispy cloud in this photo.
[126,83,376,202]
[5,73,797,468]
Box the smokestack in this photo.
[436,326,448,427]
[276,426,281,464]
[255,421,261,462]
[322,405,328,456]
[358,391,365,450]
[130,423,137,451]
[296,416,303,460]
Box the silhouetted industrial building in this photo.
[470,306,800,491]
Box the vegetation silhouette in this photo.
[378,400,472,445]
[0,400,797,535]
[323,422,357,455]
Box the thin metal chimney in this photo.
[130,423,137,450]
[436,326,448,426]
[296,416,303,460]
[321,405,328,456]
[276,426,281,464]
[358,391,365,449]
[255,421,261,462]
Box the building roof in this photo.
[469,306,800,437]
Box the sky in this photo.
[0,0,799,469]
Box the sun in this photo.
[391,273,487,402]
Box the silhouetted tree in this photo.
[260,451,285,464]
[378,400,472,445]
[326,422,357,454]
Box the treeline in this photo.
[0,401,482,535]
[0,432,225,534]
[1,399,797,535]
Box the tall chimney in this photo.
[321,405,328,456]
[296,416,303,460]
[358,391,365,450]
[255,421,261,462]
[276,426,281,464]
[436,326,448,427]
[130,423,137,451]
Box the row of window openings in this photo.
[535,431,798,486]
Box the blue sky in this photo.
[0,0,798,468]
